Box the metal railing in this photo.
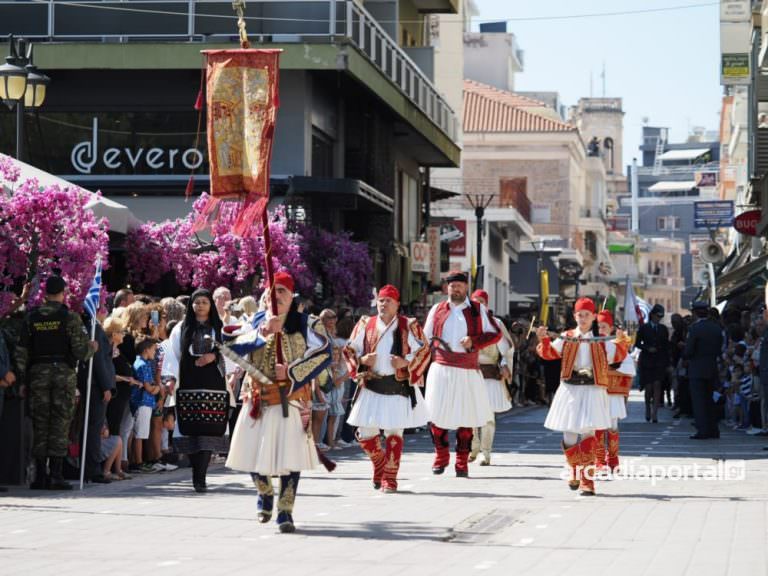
[1,0,457,140]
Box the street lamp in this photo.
[465,193,494,289]
[0,35,51,161]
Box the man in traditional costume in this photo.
[344,285,431,493]
[422,272,501,478]
[536,298,627,495]
[468,289,514,466]
[225,272,332,533]
[594,310,633,473]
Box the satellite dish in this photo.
[699,241,724,264]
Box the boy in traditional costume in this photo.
[594,310,633,473]
[344,285,430,493]
[535,298,627,495]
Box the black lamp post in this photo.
[0,35,50,162]
[466,193,494,290]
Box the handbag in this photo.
[175,388,229,437]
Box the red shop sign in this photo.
[733,210,762,236]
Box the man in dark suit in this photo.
[685,301,723,439]
[635,304,671,423]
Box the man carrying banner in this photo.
[344,285,430,493]
[226,272,332,533]
[468,289,514,466]
[536,298,627,495]
[422,271,501,478]
[594,310,633,473]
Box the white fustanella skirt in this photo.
[226,402,318,476]
[544,383,612,434]
[347,386,429,430]
[608,394,627,420]
[483,378,512,413]
[425,364,493,429]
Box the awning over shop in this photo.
[658,148,710,162]
[1,154,141,234]
[715,254,768,301]
[609,243,635,254]
[508,290,534,304]
[648,181,698,193]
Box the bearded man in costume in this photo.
[468,289,514,466]
[225,272,332,533]
[422,271,501,478]
[344,285,430,493]
[535,298,627,495]
[594,310,633,473]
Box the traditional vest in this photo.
[431,301,501,370]
[345,315,430,384]
[607,338,632,396]
[538,329,611,388]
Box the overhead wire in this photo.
[24,0,719,26]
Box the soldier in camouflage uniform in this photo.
[16,275,96,490]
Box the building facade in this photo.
[1,0,462,301]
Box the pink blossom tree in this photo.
[0,155,110,316]
[126,195,313,296]
[126,193,373,305]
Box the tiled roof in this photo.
[463,79,575,133]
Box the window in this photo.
[311,129,334,178]
[657,216,680,231]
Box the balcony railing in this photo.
[644,275,685,288]
[1,0,457,141]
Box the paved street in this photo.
[2,392,767,576]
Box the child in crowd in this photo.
[130,337,161,473]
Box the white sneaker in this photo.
[161,463,179,471]
[151,463,166,472]
[316,442,330,452]
[745,427,763,435]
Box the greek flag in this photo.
[83,258,102,319]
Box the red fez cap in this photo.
[378,284,400,301]
[471,289,489,304]
[597,310,614,326]
[271,271,295,293]
[574,297,596,314]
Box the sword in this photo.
[204,336,273,390]
[430,336,454,353]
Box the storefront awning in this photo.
[648,181,698,193]
[715,254,768,301]
[2,154,141,234]
[658,148,710,162]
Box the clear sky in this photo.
[471,0,723,174]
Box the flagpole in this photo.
[79,313,97,491]
[79,257,101,491]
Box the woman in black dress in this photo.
[162,289,228,493]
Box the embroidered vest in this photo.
[557,330,610,388]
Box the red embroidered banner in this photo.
[203,49,280,234]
